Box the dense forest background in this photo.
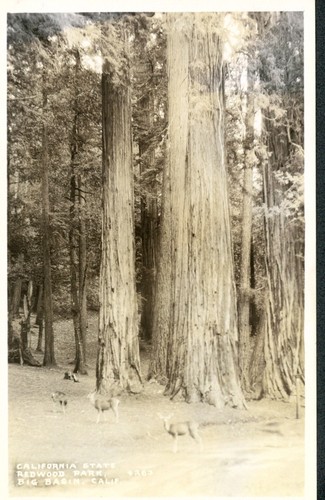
[7,11,304,406]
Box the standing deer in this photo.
[158,413,202,453]
[87,390,120,423]
[51,391,68,413]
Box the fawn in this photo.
[87,390,120,424]
[51,391,68,413]
[158,413,202,453]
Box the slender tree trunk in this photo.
[78,175,88,367]
[35,283,43,324]
[138,88,158,342]
[140,196,158,342]
[35,283,44,352]
[69,49,87,375]
[97,41,142,394]
[36,320,44,352]
[20,281,41,367]
[21,281,33,352]
[8,286,14,348]
[151,14,245,408]
[148,147,172,382]
[249,309,265,398]
[249,241,259,335]
[69,172,86,374]
[11,278,22,318]
[238,62,255,393]
[42,71,56,367]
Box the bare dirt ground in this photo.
[8,313,304,498]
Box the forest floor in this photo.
[8,313,305,498]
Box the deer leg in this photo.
[96,410,101,424]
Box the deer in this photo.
[87,390,120,424]
[158,413,202,453]
[63,371,79,382]
[51,391,68,413]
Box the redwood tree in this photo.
[151,13,246,408]
[253,12,305,398]
[96,22,142,394]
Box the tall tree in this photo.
[96,20,142,394]
[237,18,259,393]
[69,48,88,374]
[137,66,158,342]
[131,14,167,342]
[238,73,255,392]
[41,65,56,367]
[253,12,304,398]
[151,13,246,408]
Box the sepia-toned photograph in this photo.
[6,2,315,498]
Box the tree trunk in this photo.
[36,320,44,352]
[78,175,88,367]
[261,153,304,398]
[248,309,265,398]
[97,42,142,394]
[148,148,172,382]
[21,283,32,353]
[69,49,87,375]
[140,201,158,342]
[10,278,22,318]
[69,172,86,374]
[151,13,245,408]
[255,12,304,399]
[20,281,41,367]
[238,62,255,393]
[249,241,260,336]
[35,283,43,324]
[138,87,159,342]
[35,283,44,352]
[42,71,56,367]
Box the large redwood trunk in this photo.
[253,12,304,399]
[151,14,245,408]
[97,46,142,394]
[260,144,304,398]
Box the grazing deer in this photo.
[63,371,79,382]
[51,391,68,413]
[87,390,120,424]
[158,413,202,453]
